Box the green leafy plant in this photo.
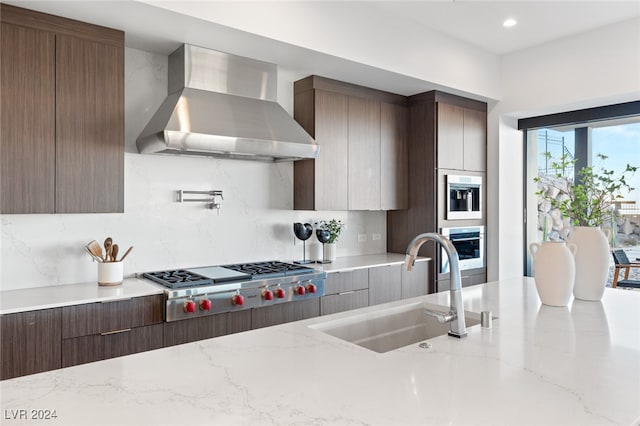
[535,153,637,227]
[318,219,345,244]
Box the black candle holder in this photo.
[293,223,314,264]
[316,229,332,264]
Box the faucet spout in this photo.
[404,232,467,338]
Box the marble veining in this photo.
[2,278,639,425]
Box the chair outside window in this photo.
[611,249,640,289]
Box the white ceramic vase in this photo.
[564,226,611,301]
[529,241,577,307]
[324,243,337,262]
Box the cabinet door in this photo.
[321,289,369,316]
[163,310,252,347]
[0,23,55,214]
[401,261,429,299]
[368,264,402,306]
[348,97,381,210]
[324,269,369,295]
[251,299,320,329]
[380,103,408,210]
[1,309,62,380]
[315,90,349,210]
[463,108,487,172]
[437,102,464,170]
[55,35,124,213]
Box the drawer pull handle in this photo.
[100,328,131,336]
[100,297,132,304]
[338,291,355,296]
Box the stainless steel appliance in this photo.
[446,175,482,220]
[142,261,326,321]
[137,45,318,161]
[440,226,484,273]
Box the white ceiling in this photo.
[4,1,639,102]
[370,1,640,55]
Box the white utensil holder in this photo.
[98,261,124,286]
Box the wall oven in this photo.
[441,226,484,273]
[446,175,482,220]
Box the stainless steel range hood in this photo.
[136,45,318,161]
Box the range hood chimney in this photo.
[136,45,318,161]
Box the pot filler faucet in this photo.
[405,233,467,338]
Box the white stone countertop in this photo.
[311,253,430,273]
[0,254,427,314]
[0,279,163,315]
[2,277,639,425]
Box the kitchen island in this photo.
[2,277,639,425]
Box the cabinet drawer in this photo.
[321,289,369,316]
[251,299,320,330]
[62,323,163,368]
[62,295,163,339]
[164,310,252,347]
[325,269,368,295]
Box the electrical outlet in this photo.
[358,234,367,242]
[372,233,381,241]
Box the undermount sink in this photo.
[310,302,483,353]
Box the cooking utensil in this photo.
[316,229,331,264]
[104,237,113,262]
[293,222,314,264]
[111,244,119,263]
[86,240,105,262]
[85,246,102,262]
[119,246,133,262]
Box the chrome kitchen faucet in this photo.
[405,233,467,338]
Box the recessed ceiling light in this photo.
[503,18,517,28]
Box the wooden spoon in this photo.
[119,246,133,262]
[111,244,119,263]
[104,237,113,262]
[86,240,104,262]
[85,246,102,262]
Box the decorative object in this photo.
[325,243,337,262]
[293,223,314,264]
[315,229,331,264]
[318,219,345,244]
[564,226,611,301]
[529,240,577,306]
[535,153,637,301]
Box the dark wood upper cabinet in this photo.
[55,35,124,213]
[0,4,124,214]
[0,22,56,214]
[293,76,407,211]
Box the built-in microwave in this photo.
[440,226,484,273]
[446,175,482,220]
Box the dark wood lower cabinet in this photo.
[163,310,252,347]
[1,309,62,380]
[252,299,320,329]
[368,264,402,306]
[401,261,429,299]
[321,289,369,316]
[62,324,164,368]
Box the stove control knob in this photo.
[296,285,306,296]
[232,294,245,306]
[199,299,212,311]
[275,288,286,299]
[306,283,317,294]
[262,289,274,301]
[183,300,197,313]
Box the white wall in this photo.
[0,48,386,291]
[487,17,640,281]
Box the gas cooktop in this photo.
[143,261,316,290]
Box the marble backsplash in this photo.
[0,48,387,291]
